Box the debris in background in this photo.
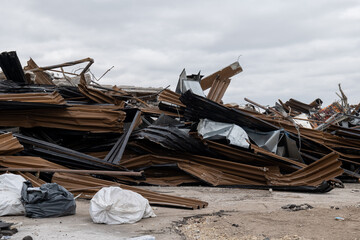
[281,203,313,211]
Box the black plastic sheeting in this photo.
[21,181,76,218]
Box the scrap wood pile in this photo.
[0,51,359,210]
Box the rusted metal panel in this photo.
[0,132,23,155]
[0,156,66,169]
[207,78,231,103]
[200,61,242,90]
[0,155,207,209]
[205,140,299,172]
[24,58,54,85]
[265,152,343,186]
[251,144,307,168]
[0,168,142,176]
[0,91,66,105]
[78,84,123,106]
[158,89,185,107]
[0,105,126,133]
[52,172,208,209]
[120,154,268,185]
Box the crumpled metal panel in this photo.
[182,80,205,97]
[175,69,205,97]
[265,152,343,186]
[197,118,249,148]
[246,129,281,153]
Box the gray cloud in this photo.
[1,0,359,107]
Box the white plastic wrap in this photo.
[0,173,26,216]
[89,186,156,224]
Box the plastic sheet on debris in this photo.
[197,118,250,148]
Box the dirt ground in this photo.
[2,184,360,240]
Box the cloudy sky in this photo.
[1,0,360,107]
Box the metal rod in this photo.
[29,58,94,72]
[47,69,78,76]
[244,97,285,118]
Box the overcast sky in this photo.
[1,0,359,107]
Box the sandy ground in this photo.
[2,184,360,240]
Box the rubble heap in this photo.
[1,50,359,209]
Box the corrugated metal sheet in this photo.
[0,132,23,155]
[265,152,343,186]
[0,91,66,105]
[24,58,54,85]
[0,105,126,133]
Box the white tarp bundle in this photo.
[89,186,156,225]
[0,173,26,216]
[197,118,250,148]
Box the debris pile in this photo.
[0,220,18,238]
[0,51,359,210]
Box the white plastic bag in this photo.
[89,186,156,224]
[0,173,26,216]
